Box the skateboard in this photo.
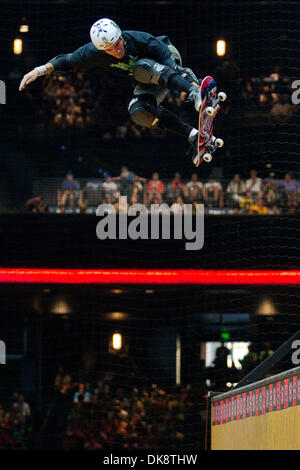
[193,75,227,167]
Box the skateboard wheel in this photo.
[215,138,224,148]
[218,91,227,102]
[206,106,214,116]
[203,153,212,162]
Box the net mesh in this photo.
[0,0,299,450]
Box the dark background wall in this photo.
[0,214,298,268]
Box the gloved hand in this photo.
[174,64,199,85]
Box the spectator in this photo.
[240,344,258,375]
[275,173,299,213]
[275,172,300,200]
[58,171,80,208]
[270,95,294,120]
[258,341,274,362]
[250,196,269,215]
[102,176,119,202]
[186,173,203,202]
[109,166,146,200]
[12,394,31,419]
[269,66,281,82]
[149,197,170,214]
[270,205,281,215]
[171,196,185,214]
[262,179,278,207]
[25,195,49,213]
[202,176,223,208]
[54,366,72,392]
[78,188,88,213]
[73,383,91,404]
[114,195,129,214]
[239,202,253,215]
[166,172,187,203]
[226,174,246,208]
[147,172,165,204]
[131,180,145,204]
[245,170,262,200]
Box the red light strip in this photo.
[0,269,299,285]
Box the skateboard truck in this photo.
[206,92,227,117]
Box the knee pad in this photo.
[133,58,177,87]
[128,96,160,128]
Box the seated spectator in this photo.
[287,204,298,215]
[25,195,49,213]
[102,176,119,202]
[186,173,203,202]
[250,197,269,215]
[12,394,31,420]
[58,171,80,208]
[275,172,300,201]
[262,179,278,207]
[270,95,294,120]
[102,193,114,206]
[239,202,253,215]
[171,196,185,214]
[270,205,281,215]
[192,199,203,214]
[149,197,170,214]
[258,82,272,107]
[130,180,145,204]
[166,173,187,203]
[269,66,281,82]
[54,366,72,392]
[226,174,246,208]
[202,176,223,208]
[245,170,262,200]
[239,191,254,210]
[109,166,146,200]
[73,383,91,404]
[147,173,165,204]
[78,188,88,213]
[114,195,129,214]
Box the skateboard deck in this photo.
[194,75,224,167]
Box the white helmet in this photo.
[90,18,122,50]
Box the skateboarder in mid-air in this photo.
[19,18,205,164]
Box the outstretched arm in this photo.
[19,42,104,92]
[19,63,54,91]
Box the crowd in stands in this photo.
[35,64,296,139]
[0,393,31,449]
[28,169,300,215]
[241,67,297,120]
[0,340,279,449]
[38,71,167,140]
[52,339,275,450]
[61,379,205,450]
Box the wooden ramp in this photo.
[211,366,300,450]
